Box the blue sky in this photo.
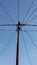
[0,0,37,65]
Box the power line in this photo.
[22,30,37,32]
[0,29,16,31]
[0,23,17,26]
[22,0,35,23]
[22,24,37,27]
[0,31,16,56]
[0,2,15,24]
[0,23,37,28]
[26,32,37,48]
[0,0,37,65]
[27,16,37,23]
[22,31,32,65]
[24,8,37,23]
[18,0,19,21]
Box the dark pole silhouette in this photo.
[16,22,21,65]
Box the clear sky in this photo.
[0,0,37,65]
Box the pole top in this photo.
[17,21,21,30]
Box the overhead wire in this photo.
[22,24,37,27]
[0,31,16,56]
[18,0,19,21]
[24,8,37,23]
[22,31,32,65]
[26,32,37,48]
[0,1,15,24]
[0,23,17,26]
[0,29,16,31]
[22,0,35,23]
[22,30,37,32]
[26,16,37,23]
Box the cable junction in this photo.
[0,0,37,65]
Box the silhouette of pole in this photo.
[16,22,21,65]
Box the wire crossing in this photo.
[0,1,15,24]
[24,8,37,23]
[0,31,16,56]
[22,0,35,23]
[0,0,37,65]
[26,16,37,23]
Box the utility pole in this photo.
[16,21,21,65]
